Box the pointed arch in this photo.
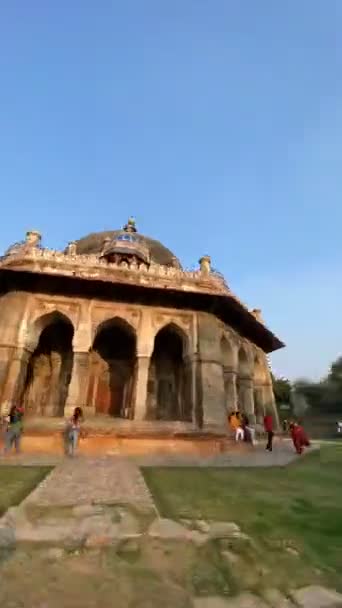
[238,345,251,378]
[93,315,137,346]
[152,321,190,356]
[22,310,74,417]
[221,335,235,369]
[88,316,137,418]
[146,322,191,421]
[27,310,75,352]
[253,354,268,385]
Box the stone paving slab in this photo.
[134,443,318,468]
[0,441,318,469]
[22,456,156,512]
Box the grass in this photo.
[0,466,52,517]
[143,446,342,593]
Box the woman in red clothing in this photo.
[289,422,310,455]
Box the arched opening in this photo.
[22,313,74,417]
[87,318,136,418]
[146,324,190,421]
[221,335,234,369]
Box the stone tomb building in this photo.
[0,219,284,454]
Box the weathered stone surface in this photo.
[85,534,114,548]
[1,506,26,527]
[117,510,141,536]
[15,523,76,545]
[117,537,141,557]
[24,457,155,512]
[0,525,15,548]
[263,588,296,607]
[286,547,299,557]
[45,547,65,561]
[292,585,342,607]
[77,514,113,537]
[221,550,240,565]
[193,594,268,608]
[195,520,210,533]
[148,518,189,540]
[207,522,241,539]
[193,598,231,608]
[226,593,268,607]
[72,504,104,518]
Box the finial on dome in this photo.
[123,217,137,233]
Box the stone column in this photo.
[0,347,31,414]
[238,378,255,423]
[196,313,227,433]
[181,354,198,424]
[64,352,90,418]
[44,352,62,416]
[223,369,238,413]
[133,355,150,421]
[197,359,227,431]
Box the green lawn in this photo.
[143,446,342,593]
[0,466,52,517]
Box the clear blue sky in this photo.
[1,1,341,381]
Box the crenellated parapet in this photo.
[1,243,251,306]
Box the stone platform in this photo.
[1,417,232,456]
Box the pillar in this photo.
[44,352,62,416]
[238,378,255,423]
[223,369,238,413]
[197,359,227,430]
[196,313,227,432]
[183,354,198,425]
[133,355,150,421]
[64,352,90,418]
[0,346,31,414]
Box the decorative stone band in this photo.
[0,246,249,311]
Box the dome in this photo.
[75,219,182,269]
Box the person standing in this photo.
[65,407,83,457]
[229,411,244,442]
[3,404,24,455]
[264,412,274,452]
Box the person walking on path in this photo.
[65,407,84,457]
[290,421,311,455]
[264,412,274,452]
[3,404,24,455]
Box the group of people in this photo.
[2,403,310,457]
[228,409,311,455]
[228,411,256,445]
[1,405,84,457]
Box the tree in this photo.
[271,374,291,405]
[293,356,342,414]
